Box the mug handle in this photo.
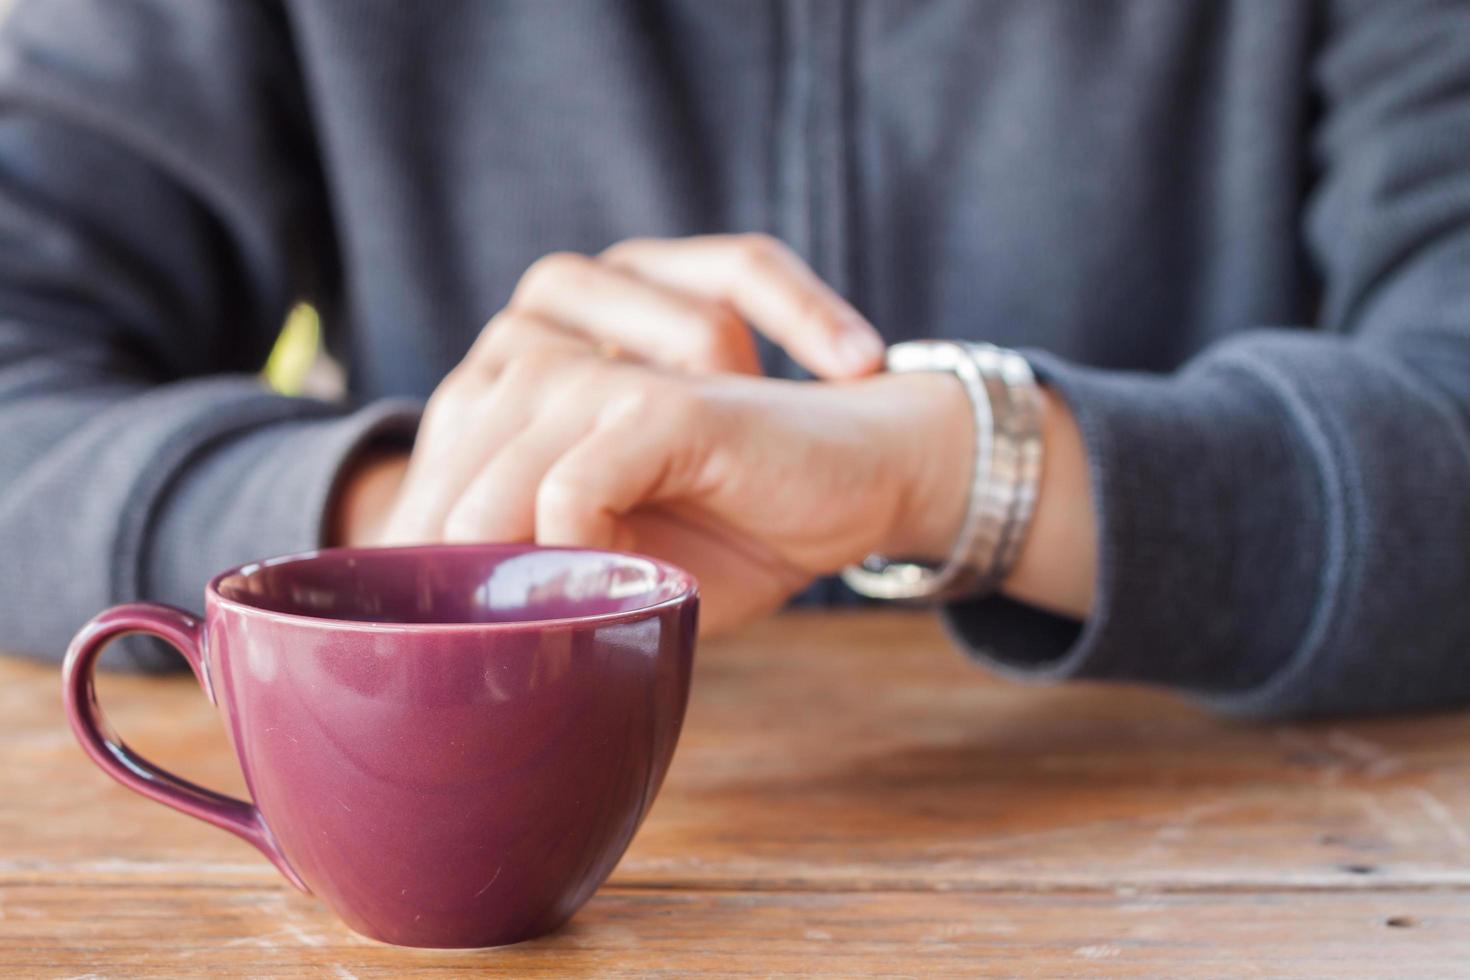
[62,602,309,892]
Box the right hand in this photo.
[333,234,887,547]
[489,233,886,377]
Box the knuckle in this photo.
[515,251,589,301]
[468,311,525,363]
[421,394,465,441]
[595,382,686,444]
[499,346,560,388]
[536,472,587,519]
[494,310,548,349]
[485,309,528,340]
[497,343,599,401]
[428,364,476,409]
[735,232,788,273]
[467,313,499,349]
[599,237,652,264]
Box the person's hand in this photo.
[329,232,1097,630]
[331,232,885,551]
[378,346,976,633]
[480,233,885,377]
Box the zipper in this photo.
[773,0,854,373]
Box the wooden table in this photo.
[5,611,1470,977]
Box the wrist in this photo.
[849,345,1096,619]
[871,371,1097,621]
[874,371,975,562]
[326,450,411,547]
[999,387,1096,619]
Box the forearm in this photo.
[0,359,417,665]
[331,363,1101,629]
[0,0,387,664]
[328,448,411,547]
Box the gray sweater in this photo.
[1,0,1467,717]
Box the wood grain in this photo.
[4,884,1468,978]
[5,609,1470,974]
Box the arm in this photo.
[330,0,1470,717]
[0,0,414,668]
[324,227,1093,637]
[351,0,1470,719]
[946,0,1470,717]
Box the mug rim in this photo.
[206,543,699,633]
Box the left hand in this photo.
[378,345,974,633]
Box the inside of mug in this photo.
[213,546,693,625]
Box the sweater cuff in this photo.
[111,398,420,671]
[942,347,1327,708]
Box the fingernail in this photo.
[837,328,885,374]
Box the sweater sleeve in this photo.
[944,0,1470,717]
[0,0,418,670]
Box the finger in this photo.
[443,410,591,544]
[534,390,697,550]
[380,354,553,543]
[464,310,589,374]
[509,251,761,374]
[600,234,885,379]
[387,318,607,544]
[379,399,525,544]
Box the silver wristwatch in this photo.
[840,340,1044,602]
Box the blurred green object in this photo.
[263,303,321,395]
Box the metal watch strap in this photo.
[840,340,1044,603]
[979,345,1044,586]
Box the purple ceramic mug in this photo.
[62,544,698,948]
